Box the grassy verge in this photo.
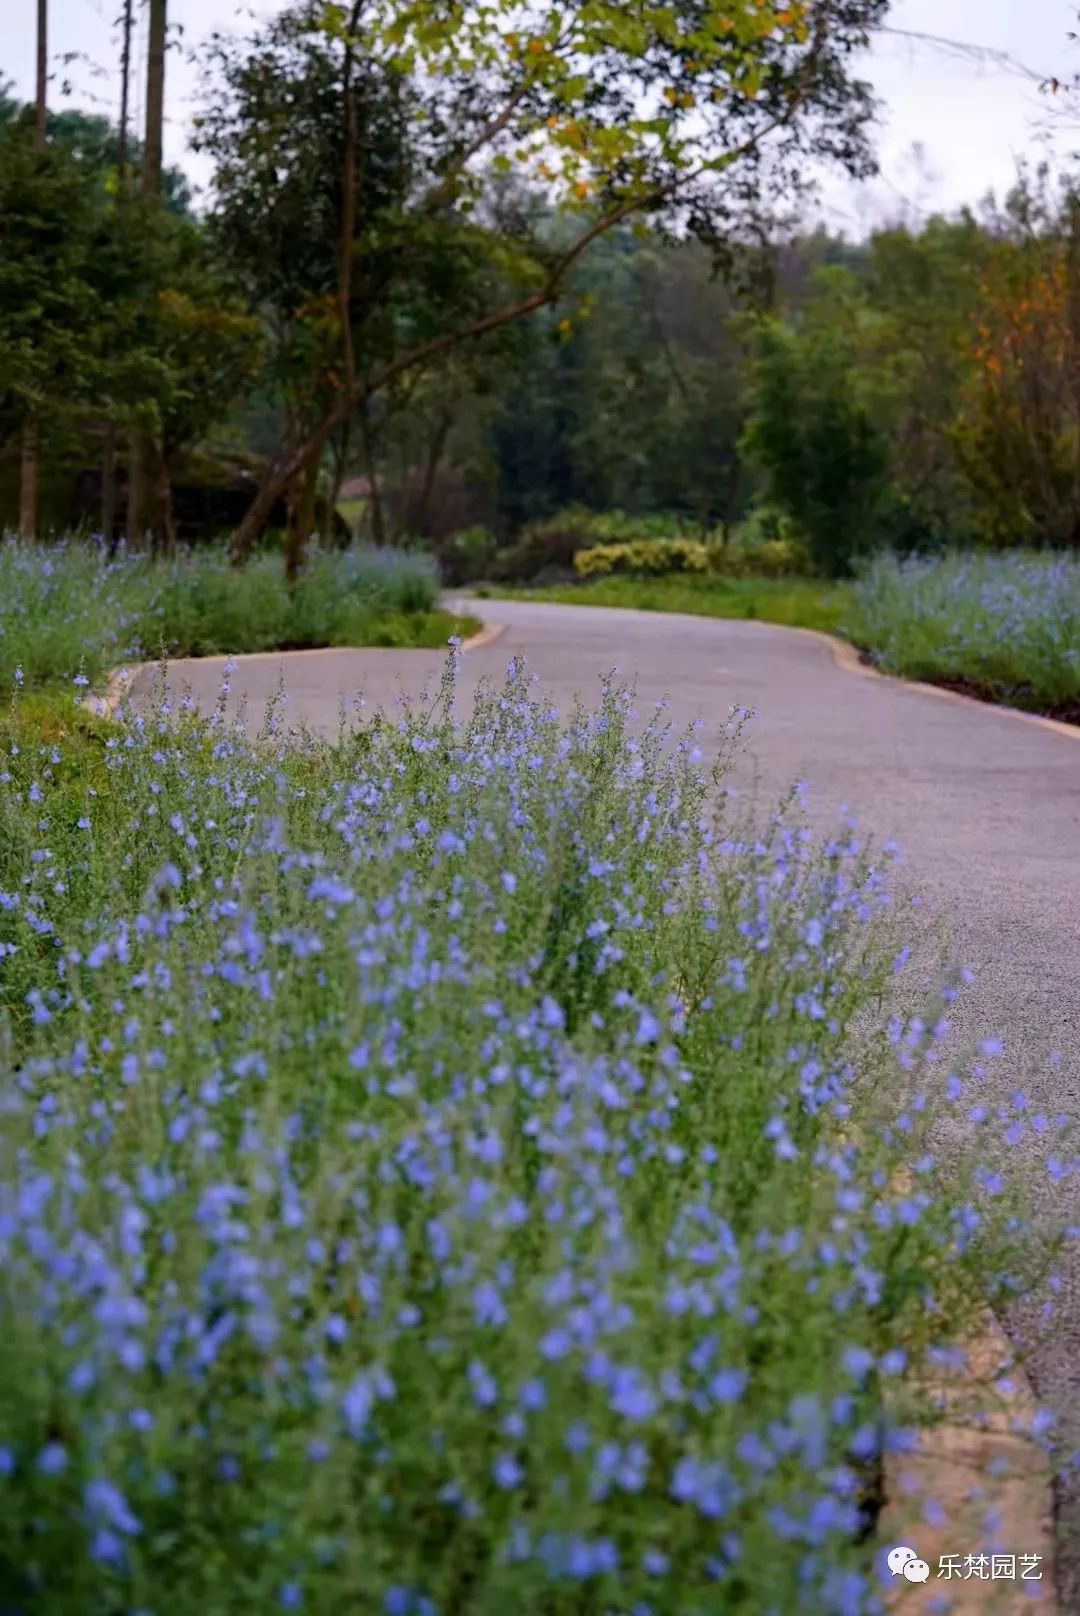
[479,574,862,639]
[0,537,474,691]
[0,660,1060,1613]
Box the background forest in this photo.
[4,15,1080,589]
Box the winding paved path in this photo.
[131,595,1080,1597]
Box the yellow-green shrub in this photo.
[574,539,709,579]
[707,536,805,579]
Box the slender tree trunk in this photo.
[323,422,352,544]
[126,434,146,546]
[104,0,133,551]
[117,0,133,181]
[19,425,39,541]
[143,0,166,200]
[281,0,363,581]
[19,0,48,540]
[284,456,319,586]
[101,427,118,546]
[34,0,47,142]
[128,0,167,549]
[154,439,177,555]
[337,7,361,401]
[358,404,385,545]
[414,409,453,540]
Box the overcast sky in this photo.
[0,0,1075,234]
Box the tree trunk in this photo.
[154,438,177,555]
[109,2,132,557]
[19,424,39,541]
[126,432,146,546]
[412,409,453,541]
[143,0,166,201]
[127,0,166,552]
[117,0,133,183]
[284,456,319,586]
[20,0,47,540]
[337,5,361,400]
[323,423,352,544]
[34,0,47,145]
[101,426,118,547]
[358,404,385,545]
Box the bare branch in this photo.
[421,79,533,214]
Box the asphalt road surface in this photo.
[130,595,1080,1602]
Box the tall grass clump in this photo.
[0,655,1066,1614]
[0,540,143,690]
[855,550,1080,718]
[0,538,444,691]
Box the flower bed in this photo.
[854,550,1080,721]
[0,656,1063,1613]
[0,537,453,692]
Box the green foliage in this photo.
[490,507,710,583]
[479,232,754,535]
[705,508,809,578]
[741,315,893,578]
[576,508,705,544]
[711,535,805,579]
[0,94,194,215]
[489,507,599,582]
[0,124,101,449]
[435,525,498,586]
[574,537,709,578]
[0,111,263,532]
[856,217,989,549]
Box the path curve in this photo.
[131,594,1080,1597]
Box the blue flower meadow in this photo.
[854,549,1080,717]
[0,536,443,691]
[0,650,1068,1614]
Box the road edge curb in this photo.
[881,1309,1057,1612]
[461,620,506,652]
[77,616,505,722]
[81,664,137,720]
[782,624,1080,743]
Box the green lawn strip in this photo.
[480,575,864,641]
[217,606,483,656]
[138,606,483,661]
